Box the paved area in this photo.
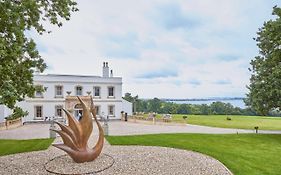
[108,121,253,135]
[1,120,281,140]
[0,124,50,139]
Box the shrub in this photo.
[6,107,28,120]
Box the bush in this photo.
[226,116,232,121]
[6,107,28,120]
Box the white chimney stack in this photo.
[102,62,109,77]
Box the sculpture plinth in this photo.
[51,96,104,163]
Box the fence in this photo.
[0,118,22,130]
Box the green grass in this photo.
[143,114,281,130]
[0,138,54,156]
[107,133,281,175]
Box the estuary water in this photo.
[166,99,246,109]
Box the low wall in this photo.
[0,118,22,130]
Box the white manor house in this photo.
[0,62,132,123]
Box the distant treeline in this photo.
[123,93,280,116]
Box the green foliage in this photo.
[0,0,78,113]
[130,96,261,116]
[246,6,281,115]
[6,106,28,120]
[0,138,54,156]
[107,134,281,175]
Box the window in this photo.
[95,106,100,116]
[35,106,43,118]
[108,87,114,97]
[93,87,100,97]
[35,85,43,98]
[55,105,63,117]
[74,104,83,120]
[108,105,115,116]
[76,86,83,96]
[55,85,63,97]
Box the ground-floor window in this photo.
[108,105,115,116]
[55,105,63,117]
[34,106,43,119]
[95,106,100,116]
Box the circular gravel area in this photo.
[100,146,232,175]
[44,153,114,175]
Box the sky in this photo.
[32,0,280,99]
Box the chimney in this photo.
[110,70,113,77]
[102,62,109,77]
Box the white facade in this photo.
[0,62,132,123]
[0,105,12,122]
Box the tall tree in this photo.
[245,6,281,115]
[0,0,78,115]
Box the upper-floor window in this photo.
[108,87,114,97]
[76,86,83,96]
[55,85,63,97]
[93,86,100,97]
[35,85,43,98]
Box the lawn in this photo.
[143,114,281,130]
[107,133,281,175]
[0,138,54,156]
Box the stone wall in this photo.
[0,118,22,130]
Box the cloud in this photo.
[99,32,140,59]
[188,79,201,86]
[213,79,232,85]
[136,69,178,79]
[216,54,240,62]
[154,3,201,30]
[30,0,278,98]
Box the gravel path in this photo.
[0,135,232,175]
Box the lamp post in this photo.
[102,112,108,136]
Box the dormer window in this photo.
[76,86,83,96]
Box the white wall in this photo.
[18,74,128,121]
[122,99,133,116]
[0,105,12,122]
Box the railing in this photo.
[0,118,22,130]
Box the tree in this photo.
[147,98,161,113]
[0,0,78,116]
[245,6,281,115]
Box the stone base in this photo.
[44,153,114,175]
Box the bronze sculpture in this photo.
[51,97,104,163]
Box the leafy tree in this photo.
[147,98,162,113]
[245,6,281,115]
[0,0,78,114]
[123,93,134,102]
[6,107,28,120]
[177,104,191,114]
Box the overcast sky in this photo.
[32,0,280,99]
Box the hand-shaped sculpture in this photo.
[51,97,104,163]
